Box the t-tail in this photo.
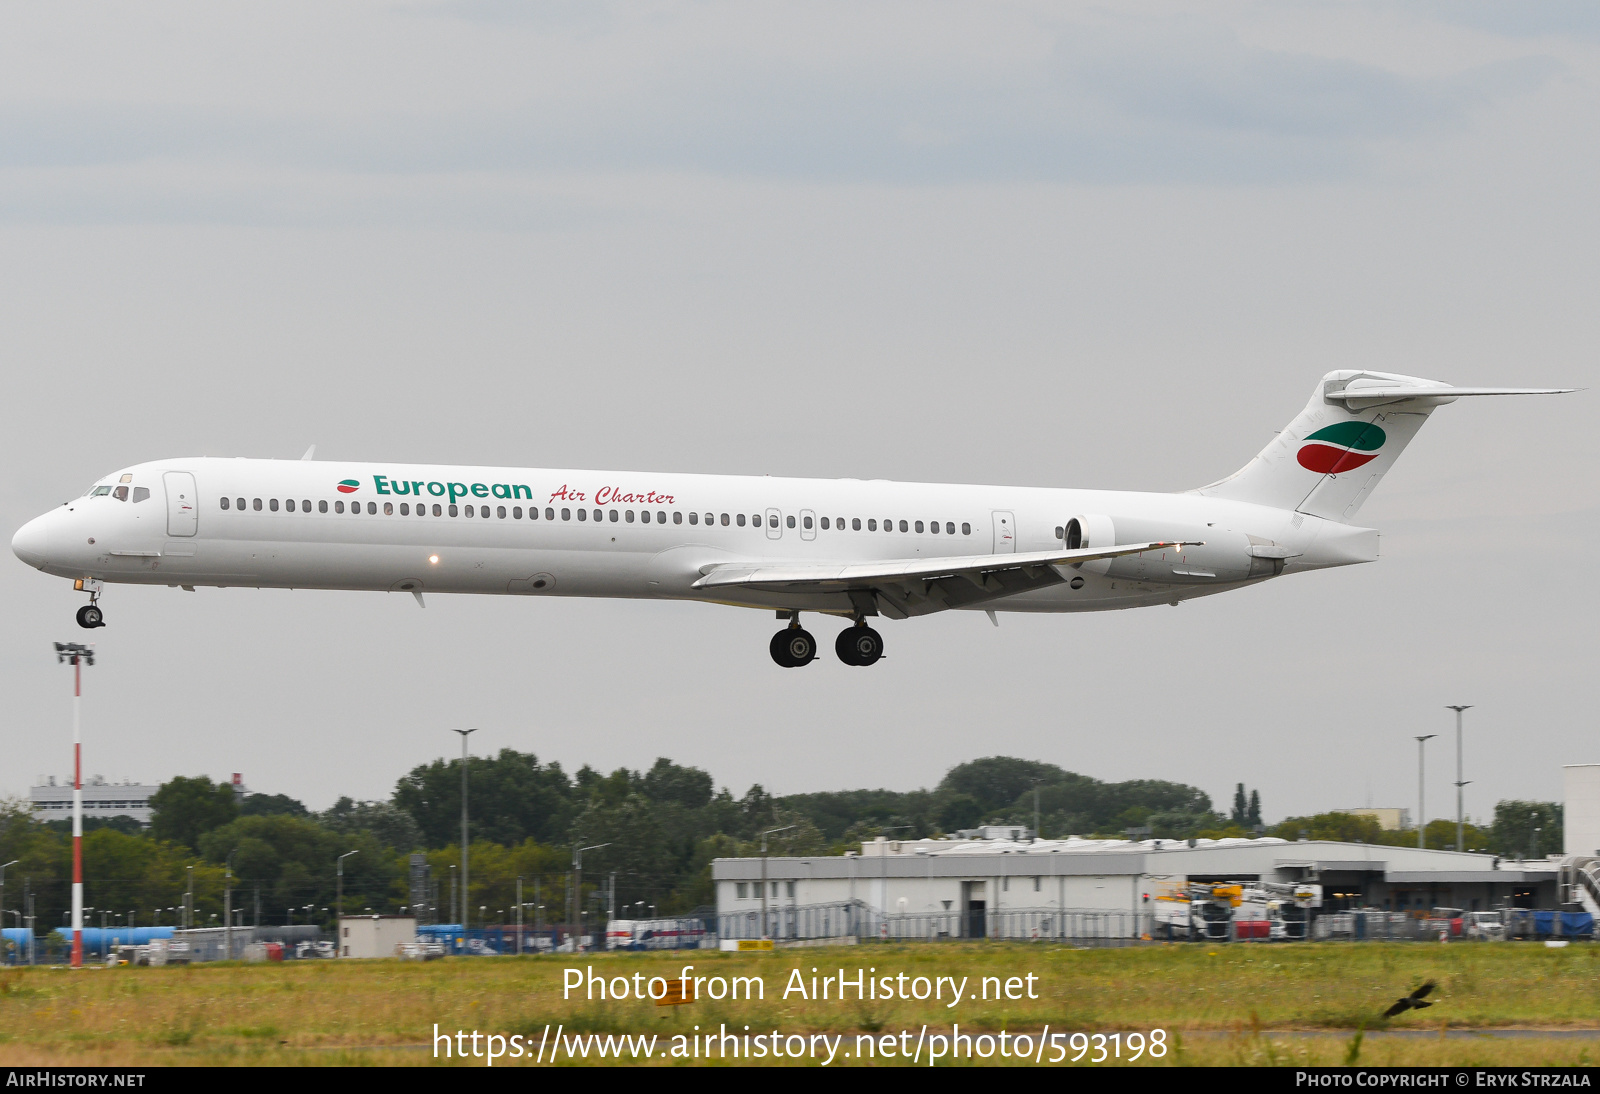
[1197,370,1573,522]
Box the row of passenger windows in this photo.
[218,496,973,535]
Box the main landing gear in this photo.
[834,622,884,667]
[768,614,884,667]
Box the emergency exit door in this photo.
[164,472,198,536]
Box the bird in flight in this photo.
[1382,981,1436,1018]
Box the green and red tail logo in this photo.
[336,479,360,494]
[1297,422,1385,474]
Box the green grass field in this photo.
[0,942,1596,1066]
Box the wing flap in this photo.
[692,540,1198,592]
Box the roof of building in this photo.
[712,836,1558,882]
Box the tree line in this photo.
[0,753,1562,942]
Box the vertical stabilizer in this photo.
[1196,371,1450,522]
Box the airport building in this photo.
[713,835,1564,941]
[29,776,158,825]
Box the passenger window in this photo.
[673,511,682,524]
[384,502,394,515]
[578,509,587,521]
[220,497,230,510]
[561,508,570,520]
[853,518,861,531]
[112,485,129,501]
[946,522,954,535]
[400,503,410,515]
[914,521,923,533]
[1054,525,1065,540]
[237,498,246,510]
[270,499,279,512]
[302,499,310,511]
[962,522,971,535]
[621,510,630,523]
[929,520,938,533]
[736,514,746,527]
[511,506,520,518]
[548,508,557,520]
[367,502,377,515]
[132,487,150,503]
[318,500,328,513]
[867,519,876,531]
[448,504,458,517]
[286,499,296,512]
[720,513,729,526]
[899,520,908,532]
[640,510,650,523]
[688,512,698,525]
[786,515,795,529]
[334,500,343,513]
[433,504,443,516]
[464,505,474,517]
[819,517,828,530]
[752,514,761,527]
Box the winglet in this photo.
[412,590,425,608]
[300,445,317,461]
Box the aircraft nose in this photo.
[12,512,56,568]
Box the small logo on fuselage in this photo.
[1297,422,1385,475]
[336,479,360,493]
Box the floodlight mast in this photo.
[1414,734,1436,850]
[451,729,477,927]
[760,825,796,940]
[54,642,94,969]
[1447,705,1473,853]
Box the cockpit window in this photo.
[113,486,129,501]
[90,486,112,497]
[132,487,150,503]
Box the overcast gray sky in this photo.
[2,1,1595,825]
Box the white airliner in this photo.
[11,370,1571,667]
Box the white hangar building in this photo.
[712,834,1561,941]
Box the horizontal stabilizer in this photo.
[1326,383,1574,410]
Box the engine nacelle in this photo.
[1065,514,1263,584]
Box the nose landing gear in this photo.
[835,622,883,666]
[74,578,106,629]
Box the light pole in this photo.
[1447,705,1473,853]
[184,866,194,931]
[337,850,360,951]
[224,850,237,961]
[516,877,523,956]
[760,825,796,940]
[54,641,94,968]
[1414,734,1436,849]
[572,844,610,950]
[0,861,16,962]
[452,729,478,928]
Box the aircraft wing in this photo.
[692,540,1198,619]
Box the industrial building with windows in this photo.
[715,834,1563,940]
[715,765,1600,942]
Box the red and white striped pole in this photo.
[54,642,93,970]
[71,653,83,969]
